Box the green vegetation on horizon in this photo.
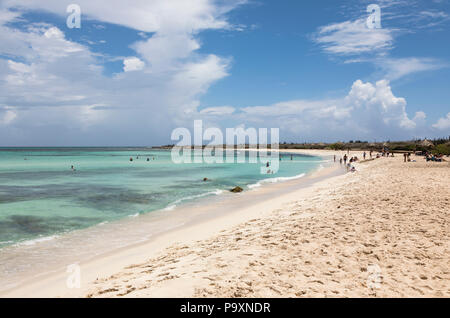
[280,137,450,155]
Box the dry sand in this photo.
[83,151,449,298]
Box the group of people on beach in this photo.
[412,150,447,162]
[334,147,446,169]
[425,153,444,162]
[335,148,397,173]
[334,154,357,172]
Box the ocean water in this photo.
[0,148,323,248]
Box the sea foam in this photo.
[163,189,224,211]
[248,172,306,189]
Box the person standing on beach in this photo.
[334,155,336,162]
[343,154,347,164]
[363,152,366,160]
[339,158,342,165]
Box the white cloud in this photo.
[3,0,242,33]
[0,107,17,125]
[313,18,394,55]
[44,26,64,39]
[414,111,426,121]
[420,10,448,19]
[7,60,32,74]
[432,113,450,131]
[132,33,201,72]
[200,106,235,116]
[312,5,447,81]
[378,57,445,80]
[347,79,416,129]
[214,79,426,141]
[123,57,145,72]
[0,7,20,24]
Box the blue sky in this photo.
[0,0,449,146]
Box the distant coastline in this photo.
[155,137,450,155]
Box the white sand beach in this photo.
[2,150,449,298]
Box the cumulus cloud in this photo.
[347,79,417,129]
[123,57,145,72]
[413,111,426,121]
[213,79,426,141]
[432,113,450,131]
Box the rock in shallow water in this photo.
[230,186,243,193]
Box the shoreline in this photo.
[3,149,447,297]
[84,150,449,297]
[0,150,342,297]
[0,149,322,252]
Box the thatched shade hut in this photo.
[420,139,434,148]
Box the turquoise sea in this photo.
[0,148,324,248]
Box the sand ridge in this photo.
[86,153,450,298]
